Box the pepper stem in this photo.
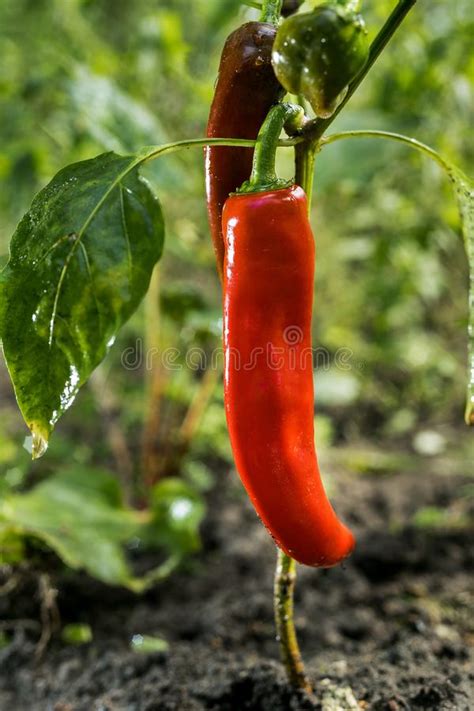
[260,0,284,24]
[295,141,317,210]
[274,550,313,694]
[239,103,304,194]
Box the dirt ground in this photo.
[0,446,473,710]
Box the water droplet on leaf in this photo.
[31,428,49,460]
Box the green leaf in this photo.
[130,634,169,654]
[61,623,93,645]
[147,478,206,556]
[0,467,141,587]
[412,505,471,531]
[0,152,165,457]
[0,467,202,591]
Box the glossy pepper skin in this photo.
[272,4,369,119]
[223,186,355,567]
[205,22,283,279]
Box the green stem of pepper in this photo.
[260,0,284,25]
[295,140,317,208]
[239,103,304,194]
[296,0,418,144]
[274,551,313,694]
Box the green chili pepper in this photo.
[272,2,369,119]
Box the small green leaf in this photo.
[62,623,93,645]
[412,505,471,531]
[412,506,445,528]
[130,634,169,654]
[147,478,205,555]
[0,152,165,456]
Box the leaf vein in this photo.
[78,241,104,338]
[119,183,133,284]
[49,234,81,348]
[47,157,138,350]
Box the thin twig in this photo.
[35,573,60,662]
[141,266,168,489]
[150,366,219,482]
[179,367,220,446]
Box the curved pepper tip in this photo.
[282,524,356,569]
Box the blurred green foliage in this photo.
[0,466,204,588]
[130,633,169,654]
[0,1,472,580]
[61,623,93,645]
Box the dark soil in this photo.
[1,451,473,710]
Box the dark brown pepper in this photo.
[205,22,283,280]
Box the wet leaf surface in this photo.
[0,152,164,456]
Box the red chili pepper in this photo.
[222,105,354,567]
[205,21,282,279]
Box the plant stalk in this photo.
[240,103,304,193]
[321,129,453,171]
[141,266,165,489]
[274,550,312,694]
[260,0,284,24]
[295,140,317,207]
